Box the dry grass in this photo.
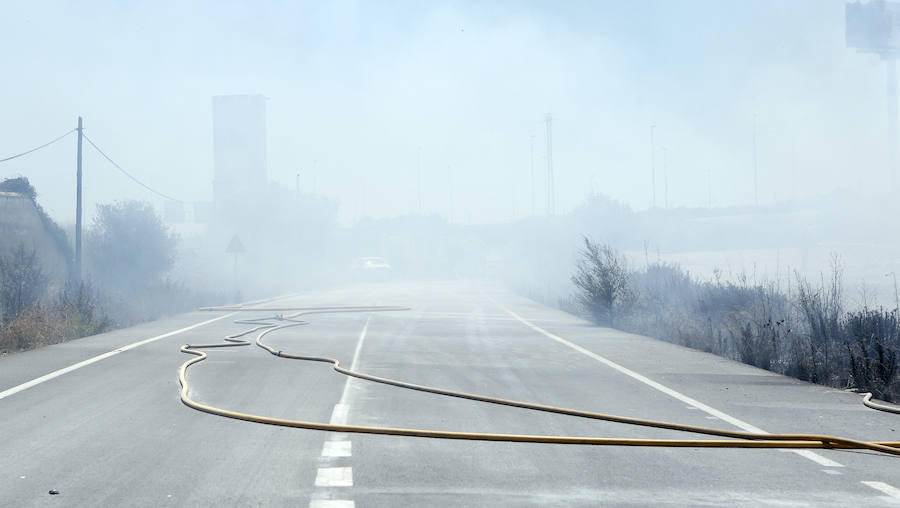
[571,243,899,402]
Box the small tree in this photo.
[0,244,47,323]
[86,201,177,290]
[571,237,630,326]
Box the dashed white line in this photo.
[0,312,236,401]
[322,441,352,457]
[309,501,354,508]
[341,316,371,399]
[315,467,353,487]
[330,404,350,426]
[862,481,900,500]
[327,316,371,427]
[502,306,845,468]
[310,317,370,508]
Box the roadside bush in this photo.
[0,244,47,323]
[56,281,110,340]
[624,262,703,349]
[568,237,899,402]
[843,308,899,400]
[99,279,216,327]
[794,265,844,385]
[86,200,177,291]
[0,191,202,356]
[571,237,631,326]
[0,282,110,353]
[0,309,50,352]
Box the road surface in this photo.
[1,281,899,506]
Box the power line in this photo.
[82,133,183,203]
[0,129,75,163]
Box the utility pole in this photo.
[663,147,669,208]
[650,125,656,208]
[75,116,83,283]
[447,164,453,223]
[888,271,899,312]
[529,135,535,216]
[753,114,759,207]
[884,59,899,194]
[545,114,554,215]
[417,146,422,213]
[312,159,318,194]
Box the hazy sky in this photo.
[0,0,892,225]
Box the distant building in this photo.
[846,1,900,53]
[212,94,268,212]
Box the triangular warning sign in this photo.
[225,234,245,254]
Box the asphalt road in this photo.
[2,280,899,507]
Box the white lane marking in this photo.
[310,500,355,508]
[314,467,353,487]
[313,318,369,503]
[0,312,236,401]
[342,316,371,397]
[862,481,900,500]
[502,306,845,468]
[322,441,352,457]
[790,450,843,467]
[328,315,372,426]
[330,404,350,426]
[822,469,842,475]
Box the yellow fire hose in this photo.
[863,392,900,414]
[180,307,900,457]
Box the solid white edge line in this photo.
[0,312,236,401]
[789,450,844,468]
[862,481,900,500]
[501,305,845,468]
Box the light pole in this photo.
[663,146,669,209]
[753,113,759,207]
[75,116,83,283]
[416,146,422,214]
[545,114,554,215]
[530,135,535,216]
[887,272,899,312]
[650,125,656,208]
[846,2,900,194]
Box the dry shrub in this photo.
[0,283,110,354]
[0,308,57,352]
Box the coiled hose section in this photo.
[179,307,900,457]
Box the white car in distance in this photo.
[352,256,392,280]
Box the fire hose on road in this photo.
[179,306,900,458]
